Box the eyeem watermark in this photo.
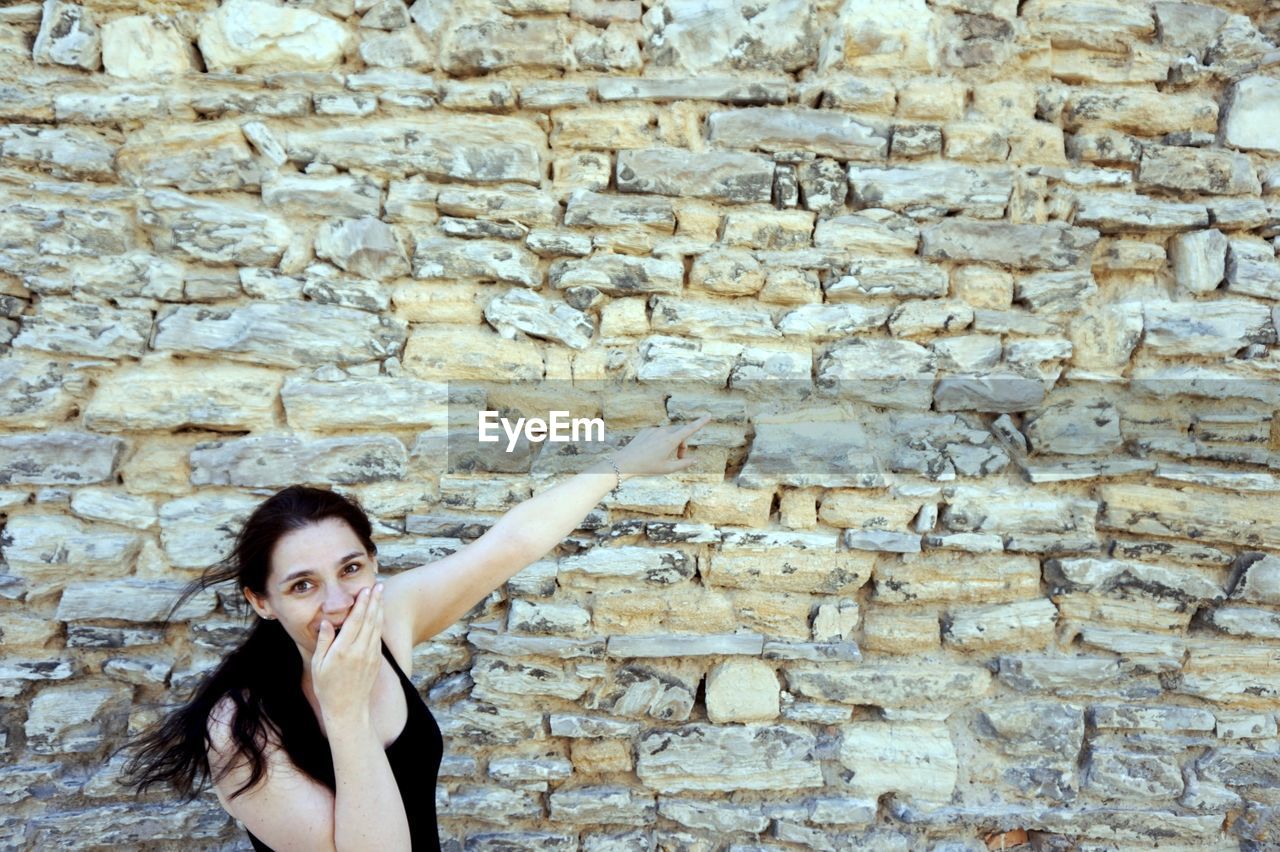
[478,410,606,452]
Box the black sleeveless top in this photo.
[247,641,443,851]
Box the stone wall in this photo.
[2,0,1280,848]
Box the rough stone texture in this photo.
[197,0,354,72]
[616,148,774,202]
[921,220,1099,270]
[1222,76,1280,154]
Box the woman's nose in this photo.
[322,585,353,612]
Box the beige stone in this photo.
[101,15,197,79]
[391,282,483,324]
[779,488,818,529]
[84,361,279,433]
[897,78,966,120]
[731,589,815,640]
[403,325,543,381]
[551,106,658,150]
[950,266,1013,308]
[875,552,1042,603]
[819,490,921,530]
[570,739,633,774]
[706,548,871,595]
[198,0,354,72]
[688,484,773,527]
[759,268,821,305]
[599,297,649,337]
[591,586,736,634]
[861,608,941,653]
[706,659,780,723]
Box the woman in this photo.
[122,417,708,851]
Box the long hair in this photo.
[119,485,378,801]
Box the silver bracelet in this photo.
[606,456,623,495]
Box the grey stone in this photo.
[158,492,261,570]
[921,220,1099,270]
[413,237,540,287]
[826,259,949,299]
[0,124,115,179]
[1091,704,1215,732]
[817,338,935,409]
[798,158,848,214]
[64,252,185,302]
[777,304,891,340]
[153,301,405,367]
[441,18,573,74]
[1143,299,1272,355]
[1138,145,1261,195]
[25,685,129,755]
[1205,606,1280,639]
[472,656,590,701]
[1014,270,1097,314]
[787,662,991,707]
[262,173,382,218]
[190,434,407,487]
[0,358,77,428]
[549,713,641,738]
[117,123,261,192]
[12,299,150,359]
[1225,238,1280,299]
[980,701,1084,759]
[464,832,576,851]
[616,148,774,202]
[32,0,100,70]
[558,546,693,586]
[597,76,789,105]
[1088,749,1184,798]
[1223,75,1280,154]
[1073,193,1208,233]
[738,420,883,488]
[813,210,919,254]
[642,0,818,73]
[550,254,683,296]
[1233,553,1280,604]
[1,515,141,595]
[141,189,292,265]
[2,203,129,258]
[997,655,1156,698]
[564,189,675,231]
[315,216,409,279]
[468,631,602,660]
[935,373,1045,413]
[708,107,888,160]
[0,431,123,485]
[848,164,1012,218]
[443,785,542,821]
[284,117,545,183]
[55,579,216,622]
[484,288,594,350]
[1169,229,1227,293]
[636,724,823,793]
[549,786,655,824]
[606,633,765,657]
[1048,556,1223,602]
[1024,395,1121,455]
[843,529,921,553]
[435,184,559,227]
[651,296,778,341]
[658,798,768,833]
[70,488,157,530]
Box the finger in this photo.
[314,620,334,662]
[352,585,381,651]
[676,415,711,441]
[346,586,373,644]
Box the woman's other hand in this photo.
[311,583,383,725]
[612,415,711,478]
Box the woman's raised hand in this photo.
[611,415,711,478]
[311,583,383,726]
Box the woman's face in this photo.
[244,516,378,658]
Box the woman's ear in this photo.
[243,588,272,620]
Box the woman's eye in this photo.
[292,581,312,593]
[344,563,362,574]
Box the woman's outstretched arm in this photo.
[383,416,710,646]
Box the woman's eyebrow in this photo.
[277,551,366,587]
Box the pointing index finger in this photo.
[677,415,712,441]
